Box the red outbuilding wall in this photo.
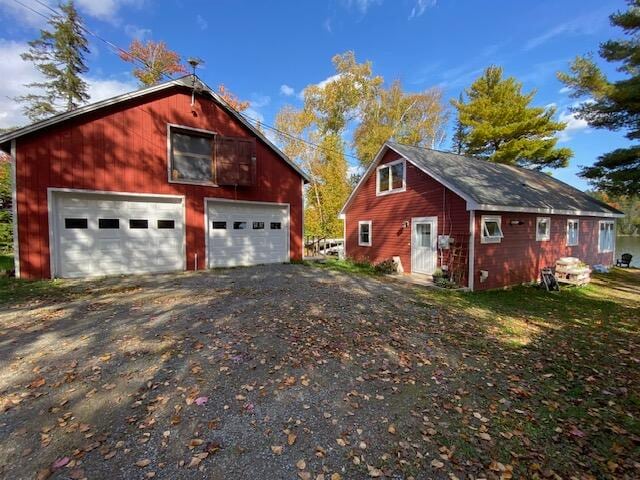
[15,87,304,279]
[344,149,471,286]
[472,211,615,290]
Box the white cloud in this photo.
[347,164,362,179]
[250,94,271,108]
[524,8,610,51]
[342,0,382,13]
[280,84,295,96]
[409,0,436,19]
[323,17,332,33]
[558,86,571,94]
[557,110,589,142]
[0,39,135,129]
[316,73,343,89]
[196,14,208,31]
[124,24,151,40]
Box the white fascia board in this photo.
[472,203,625,218]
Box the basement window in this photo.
[376,159,405,196]
[358,220,372,246]
[99,218,119,229]
[567,219,579,246]
[129,219,148,229]
[481,215,503,244]
[598,220,614,253]
[536,217,550,241]
[65,218,88,229]
[169,127,214,184]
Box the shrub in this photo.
[374,259,398,275]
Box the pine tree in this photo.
[452,66,572,169]
[557,0,640,196]
[17,1,90,122]
[451,93,467,154]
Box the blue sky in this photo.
[0,0,630,190]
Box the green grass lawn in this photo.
[0,252,13,271]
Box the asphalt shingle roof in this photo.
[387,142,622,216]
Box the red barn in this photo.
[0,75,309,279]
[340,142,624,291]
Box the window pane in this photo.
[171,153,212,182]
[378,167,390,192]
[65,218,88,229]
[172,132,212,156]
[99,218,119,229]
[270,222,282,230]
[212,221,227,229]
[391,162,404,190]
[157,220,175,229]
[537,219,548,235]
[485,221,500,237]
[359,223,370,244]
[417,223,431,247]
[233,221,247,230]
[253,221,265,229]
[129,219,148,229]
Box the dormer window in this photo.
[376,159,406,196]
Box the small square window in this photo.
[233,221,247,230]
[270,222,282,230]
[65,218,88,229]
[536,217,550,241]
[99,218,119,229]
[481,216,503,243]
[129,219,148,229]
[253,221,265,229]
[376,160,405,195]
[157,220,175,229]
[358,220,372,246]
[212,221,227,229]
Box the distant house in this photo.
[340,142,624,291]
[0,75,309,279]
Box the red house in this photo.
[0,76,309,279]
[340,142,624,291]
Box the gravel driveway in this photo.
[0,264,459,480]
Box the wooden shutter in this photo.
[214,136,257,186]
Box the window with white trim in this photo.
[567,219,579,246]
[376,159,405,195]
[598,220,614,253]
[358,220,372,246]
[481,215,503,243]
[169,127,214,183]
[536,217,550,241]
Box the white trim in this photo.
[473,204,624,218]
[358,220,372,247]
[410,216,438,275]
[567,218,579,246]
[480,215,503,244]
[598,220,615,253]
[204,197,291,268]
[612,219,617,263]
[375,158,406,196]
[536,217,551,242]
[468,210,475,291]
[47,188,186,278]
[301,178,305,259]
[343,211,347,258]
[10,139,19,278]
[167,123,219,188]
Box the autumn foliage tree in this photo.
[217,84,250,112]
[120,39,187,86]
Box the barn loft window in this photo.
[567,219,579,246]
[536,217,550,241]
[376,159,405,196]
[169,125,257,187]
[358,220,372,246]
[598,220,614,253]
[481,215,503,244]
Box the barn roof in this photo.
[0,75,310,182]
[340,142,624,218]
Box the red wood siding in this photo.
[344,150,470,285]
[472,211,615,290]
[15,88,304,279]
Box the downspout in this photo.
[468,210,475,291]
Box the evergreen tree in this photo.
[17,1,90,122]
[557,0,640,196]
[452,66,572,169]
[451,93,467,154]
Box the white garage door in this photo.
[52,192,185,278]
[207,201,289,268]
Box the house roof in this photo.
[0,75,310,182]
[340,142,624,218]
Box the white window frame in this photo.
[536,217,551,242]
[376,159,406,196]
[480,215,503,244]
[167,123,218,187]
[567,219,579,246]
[598,220,615,253]
[358,220,372,247]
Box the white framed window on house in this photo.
[481,215,504,244]
[168,126,215,185]
[376,159,406,196]
[536,217,551,241]
[358,220,372,246]
[567,219,579,246]
[598,220,615,253]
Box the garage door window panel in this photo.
[157,220,175,229]
[212,221,227,229]
[99,218,120,229]
[65,218,88,229]
[129,219,149,229]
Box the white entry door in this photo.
[52,191,185,278]
[411,216,437,275]
[207,200,289,268]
